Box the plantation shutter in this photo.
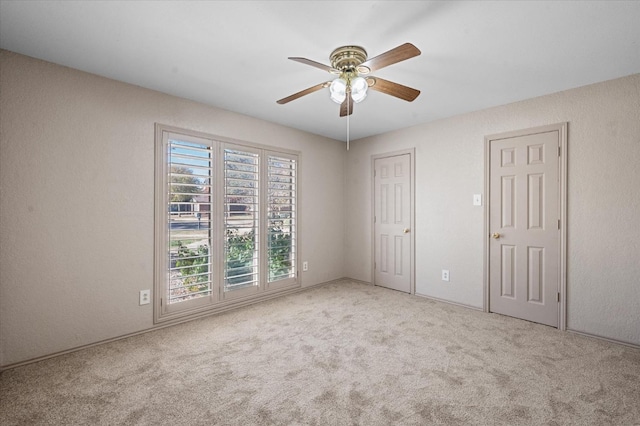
[166,136,213,306]
[156,125,301,322]
[223,146,260,297]
[266,153,297,289]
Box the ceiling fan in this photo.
[277,43,421,117]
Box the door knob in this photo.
[491,232,500,239]
[403,228,410,234]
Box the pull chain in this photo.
[346,94,350,151]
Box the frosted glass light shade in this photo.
[329,78,347,104]
[350,76,368,103]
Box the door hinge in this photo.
[558,219,561,230]
[558,146,561,156]
[556,292,560,302]
[374,262,376,269]
[374,169,377,177]
[374,216,377,223]
[160,298,163,307]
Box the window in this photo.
[168,138,213,305]
[155,125,299,322]
[267,153,297,288]
[223,146,260,299]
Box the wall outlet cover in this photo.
[139,289,151,305]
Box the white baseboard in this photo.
[566,329,640,349]
[0,278,339,372]
[414,292,484,311]
[5,278,635,371]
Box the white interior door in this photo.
[489,129,560,327]
[374,154,412,293]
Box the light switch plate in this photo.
[473,194,482,206]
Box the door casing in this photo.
[371,148,416,294]
[483,123,568,330]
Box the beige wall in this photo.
[2,49,638,367]
[345,73,640,346]
[0,50,346,367]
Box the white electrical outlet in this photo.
[139,289,150,305]
[442,270,450,282]
[303,261,309,272]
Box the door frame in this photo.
[483,123,568,330]
[371,148,416,294]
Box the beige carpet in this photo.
[1,280,639,425]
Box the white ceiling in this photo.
[1,1,639,141]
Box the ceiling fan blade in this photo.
[277,82,329,104]
[288,57,340,74]
[358,43,421,73]
[339,95,354,117]
[367,77,420,102]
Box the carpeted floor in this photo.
[1,280,639,425]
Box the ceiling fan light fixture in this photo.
[350,76,368,103]
[277,43,421,117]
[329,78,347,104]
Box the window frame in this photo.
[154,124,301,323]
[158,130,218,315]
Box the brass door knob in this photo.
[403,228,410,234]
[491,232,500,239]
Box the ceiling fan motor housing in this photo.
[330,46,368,72]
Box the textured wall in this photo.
[2,50,638,367]
[0,51,346,366]
[346,74,640,345]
